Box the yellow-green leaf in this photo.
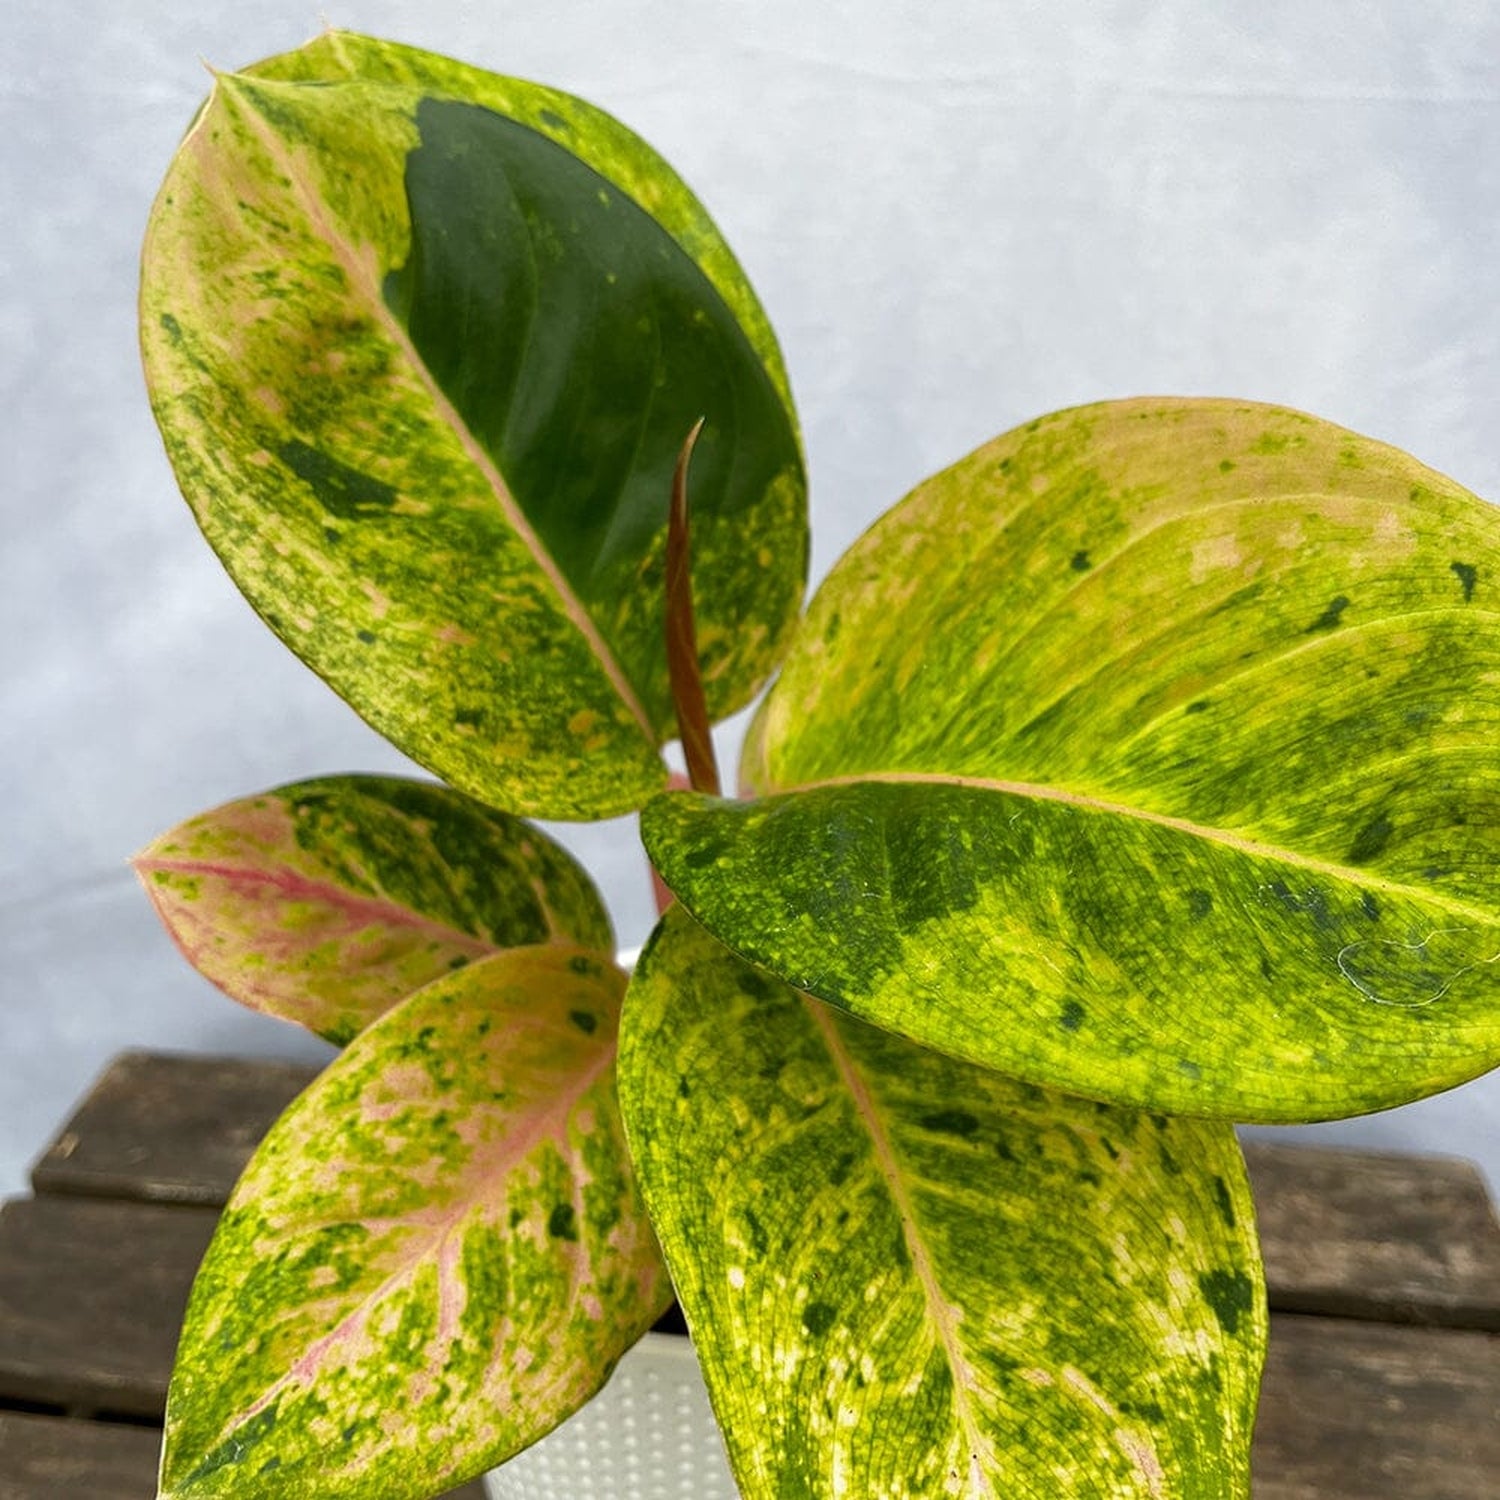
[649,400,1500,1120]
[133,774,613,1044]
[141,32,806,819]
[645,781,1500,1119]
[159,946,667,1500]
[620,908,1266,1499]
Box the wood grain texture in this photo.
[0,1412,161,1499]
[29,1052,320,1207]
[1251,1313,1499,1500]
[1244,1141,1500,1328]
[0,1196,217,1417]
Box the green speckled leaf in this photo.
[645,782,1500,1119]
[652,400,1500,1120]
[159,945,666,1500]
[133,774,612,1045]
[141,31,805,820]
[620,908,1265,1499]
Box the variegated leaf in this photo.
[643,780,1500,1120]
[141,31,806,819]
[134,775,612,1044]
[649,399,1500,1121]
[159,945,667,1500]
[619,908,1266,1499]
[245,29,795,401]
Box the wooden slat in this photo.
[0,1196,216,1418]
[34,1056,1500,1327]
[1252,1312,1499,1500]
[0,1412,161,1499]
[30,1051,319,1207]
[0,1406,489,1500]
[11,1053,1499,1499]
[1243,1140,1500,1329]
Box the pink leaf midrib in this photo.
[230,1034,619,1435]
[137,854,503,956]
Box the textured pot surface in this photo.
[485,1332,738,1499]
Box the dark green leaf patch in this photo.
[277,438,399,519]
[1211,1175,1237,1230]
[917,1108,981,1138]
[1347,812,1395,865]
[387,98,804,735]
[1198,1270,1256,1337]
[1304,594,1351,632]
[800,1301,837,1337]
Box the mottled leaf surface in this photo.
[159,946,667,1500]
[645,783,1500,1119]
[141,32,805,818]
[620,909,1265,1499]
[651,400,1500,1120]
[134,774,613,1044]
[747,400,1498,817]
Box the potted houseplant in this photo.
[132,29,1500,1500]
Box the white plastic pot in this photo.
[485,1332,740,1499]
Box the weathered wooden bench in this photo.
[1,1051,1496,1498]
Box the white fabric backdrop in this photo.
[3,1,1498,1192]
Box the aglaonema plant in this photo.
[133,29,1500,1500]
